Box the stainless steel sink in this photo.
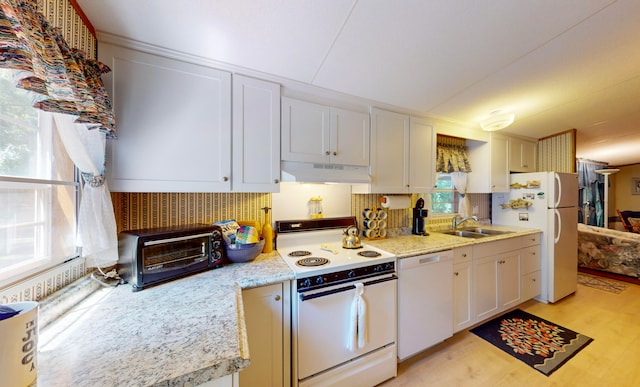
[439,230,488,238]
[459,227,514,235]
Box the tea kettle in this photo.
[342,225,362,249]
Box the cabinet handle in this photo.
[223,176,229,182]
[274,295,281,301]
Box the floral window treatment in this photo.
[436,143,472,173]
[436,137,473,217]
[0,0,115,136]
[1,0,119,268]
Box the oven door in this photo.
[295,273,397,381]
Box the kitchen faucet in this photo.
[452,215,479,230]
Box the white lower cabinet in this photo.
[452,246,473,332]
[240,282,291,387]
[473,238,522,322]
[521,233,542,300]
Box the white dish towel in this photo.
[347,282,368,352]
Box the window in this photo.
[431,173,458,214]
[0,69,79,286]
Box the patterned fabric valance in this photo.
[0,0,116,138]
[436,136,472,173]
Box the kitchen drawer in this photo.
[473,237,521,259]
[521,233,541,247]
[522,270,541,300]
[453,246,472,265]
[521,245,541,274]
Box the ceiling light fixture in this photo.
[480,111,515,131]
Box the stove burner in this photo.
[358,250,382,258]
[288,250,312,257]
[296,257,330,267]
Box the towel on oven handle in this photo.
[347,282,368,351]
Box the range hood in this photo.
[280,161,371,183]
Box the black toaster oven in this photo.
[118,224,225,291]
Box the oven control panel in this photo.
[296,262,395,291]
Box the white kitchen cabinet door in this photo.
[490,133,510,192]
[509,137,537,173]
[409,117,436,193]
[453,260,473,332]
[474,250,521,322]
[369,108,410,193]
[101,43,232,192]
[281,97,330,164]
[232,75,281,192]
[330,107,370,166]
[240,283,290,387]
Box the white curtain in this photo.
[451,172,471,218]
[53,113,118,268]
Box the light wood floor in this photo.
[380,279,640,387]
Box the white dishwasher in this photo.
[397,250,453,361]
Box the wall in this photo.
[612,164,640,213]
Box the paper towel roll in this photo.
[379,195,411,209]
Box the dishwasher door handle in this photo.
[419,256,440,264]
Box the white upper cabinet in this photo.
[467,132,509,193]
[330,107,370,166]
[232,75,281,192]
[281,97,369,166]
[409,117,436,193]
[366,109,434,193]
[509,137,537,173]
[101,43,232,192]
[490,133,510,192]
[369,108,410,193]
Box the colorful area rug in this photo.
[578,273,628,294]
[470,309,593,376]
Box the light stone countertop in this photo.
[36,251,293,387]
[366,224,541,258]
[35,224,540,386]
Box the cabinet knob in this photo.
[333,151,337,156]
[532,278,536,282]
[274,295,281,301]
[462,253,467,257]
[454,272,459,276]
[223,176,229,182]
[325,151,330,155]
[274,179,279,184]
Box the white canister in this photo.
[0,301,39,387]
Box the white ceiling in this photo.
[77,0,640,166]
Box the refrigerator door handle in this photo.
[553,173,562,208]
[554,209,562,244]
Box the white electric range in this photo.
[276,217,398,387]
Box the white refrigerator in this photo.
[492,171,578,303]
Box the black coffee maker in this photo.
[412,198,429,236]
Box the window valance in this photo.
[0,0,116,138]
[435,136,472,173]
